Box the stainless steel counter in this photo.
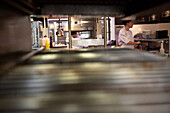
[135,38,169,41]
[0,48,170,113]
[72,39,104,46]
[135,38,170,56]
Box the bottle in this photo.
[45,38,50,50]
[160,41,164,55]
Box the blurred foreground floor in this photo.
[0,48,170,113]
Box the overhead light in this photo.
[48,19,59,21]
[60,18,68,21]
[48,18,68,21]
[165,10,170,17]
[49,24,54,29]
[30,18,34,21]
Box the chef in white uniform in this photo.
[118,20,140,49]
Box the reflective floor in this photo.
[0,48,170,113]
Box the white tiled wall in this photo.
[130,23,170,37]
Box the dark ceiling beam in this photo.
[124,0,169,16]
[122,1,170,20]
[33,0,169,18]
[33,0,130,5]
[40,4,125,17]
[18,0,34,9]
[3,0,34,15]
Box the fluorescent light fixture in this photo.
[48,19,59,21]
[48,18,68,21]
[60,18,68,21]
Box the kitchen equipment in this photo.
[156,30,168,39]
[142,30,152,38]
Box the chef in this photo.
[118,20,141,49]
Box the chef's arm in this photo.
[127,41,141,45]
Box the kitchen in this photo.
[0,0,170,113]
[115,3,170,56]
[31,10,170,55]
[31,15,116,48]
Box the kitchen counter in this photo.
[72,38,104,46]
[0,48,170,113]
[135,38,169,41]
[135,38,170,56]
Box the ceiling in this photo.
[1,0,169,19]
[33,0,169,16]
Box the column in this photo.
[111,17,115,40]
[68,16,72,48]
[104,17,107,48]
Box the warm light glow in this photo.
[82,63,103,68]
[138,28,142,33]
[78,53,101,58]
[31,54,59,60]
[165,10,170,17]
[59,72,80,84]
[78,49,90,52]
[49,24,54,29]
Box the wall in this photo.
[0,16,32,55]
[116,23,170,38]
[115,23,170,45]
[131,23,170,37]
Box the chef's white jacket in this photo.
[118,27,134,49]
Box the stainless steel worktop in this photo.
[0,48,170,113]
[135,38,169,41]
[72,39,104,46]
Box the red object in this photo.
[44,35,47,38]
